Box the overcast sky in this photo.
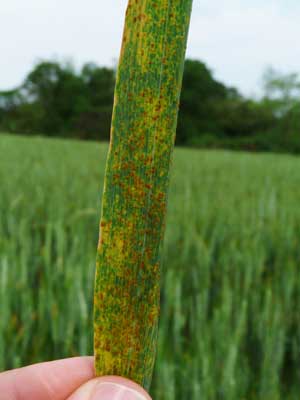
[1,0,299,95]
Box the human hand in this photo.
[0,357,151,400]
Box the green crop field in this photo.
[1,133,300,399]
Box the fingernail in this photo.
[68,376,151,400]
[90,380,149,399]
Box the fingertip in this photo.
[68,376,152,400]
[0,356,96,400]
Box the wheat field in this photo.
[0,133,300,399]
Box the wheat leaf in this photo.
[94,0,193,390]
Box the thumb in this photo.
[68,376,152,400]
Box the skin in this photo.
[0,357,151,400]
[0,357,94,400]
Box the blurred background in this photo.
[1,1,300,399]
[1,0,300,152]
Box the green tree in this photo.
[1,59,299,155]
[215,99,275,137]
[73,64,115,140]
[23,61,86,136]
[262,67,300,116]
[177,60,228,144]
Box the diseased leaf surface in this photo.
[94,0,193,390]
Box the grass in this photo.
[1,133,300,399]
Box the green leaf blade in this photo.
[94,0,193,390]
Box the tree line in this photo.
[0,59,299,153]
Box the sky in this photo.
[1,0,300,96]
